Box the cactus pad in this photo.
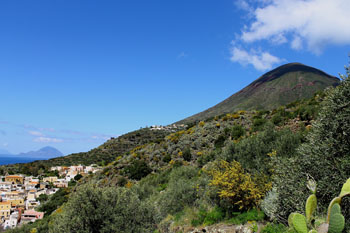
[305,194,317,223]
[328,203,344,233]
[339,178,350,197]
[292,213,308,233]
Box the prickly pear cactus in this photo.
[305,194,317,223]
[288,213,297,228]
[292,213,308,233]
[339,178,350,197]
[328,203,345,233]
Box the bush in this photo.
[37,188,69,215]
[182,147,192,162]
[214,135,227,149]
[124,160,152,180]
[191,206,225,226]
[231,125,245,140]
[162,154,171,163]
[222,123,303,175]
[208,160,271,211]
[252,118,267,131]
[228,208,265,225]
[157,166,200,217]
[49,184,158,233]
[261,223,287,233]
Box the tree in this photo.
[74,174,83,181]
[49,184,158,233]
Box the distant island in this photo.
[0,146,63,165]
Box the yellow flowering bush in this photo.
[209,160,271,210]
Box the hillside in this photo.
[177,63,339,124]
[0,125,184,176]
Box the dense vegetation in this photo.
[5,65,350,233]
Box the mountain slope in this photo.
[177,63,339,124]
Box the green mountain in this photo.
[177,63,339,124]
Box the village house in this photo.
[3,211,19,229]
[0,201,11,220]
[21,210,44,224]
[43,176,58,183]
[5,175,24,184]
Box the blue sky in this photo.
[1,0,349,155]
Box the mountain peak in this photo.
[177,63,340,124]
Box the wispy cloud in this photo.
[177,52,188,59]
[28,131,44,137]
[230,47,282,71]
[33,137,64,143]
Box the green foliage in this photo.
[157,166,200,217]
[49,184,158,233]
[74,174,83,181]
[182,147,192,162]
[252,118,267,131]
[231,125,245,140]
[37,188,69,216]
[214,134,227,149]
[223,123,304,175]
[124,159,152,180]
[228,209,265,225]
[162,154,171,163]
[274,68,350,228]
[37,194,49,203]
[261,223,288,233]
[191,207,225,226]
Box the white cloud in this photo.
[29,131,44,136]
[177,52,188,59]
[230,47,282,71]
[34,137,63,143]
[241,0,350,53]
[291,36,303,50]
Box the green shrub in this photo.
[124,159,152,180]
[231,125,245,140]
[228,209,265,225]
[252,118,267,131]
[49,184,158,233]
[162,154,171,163]
[261,223,288,233]
[203,207,225,225]
[191,207,225,226]
[157,166,199,217]
[214,134,227,149]
[182,147,192,162]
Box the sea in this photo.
[0,156,39,165]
